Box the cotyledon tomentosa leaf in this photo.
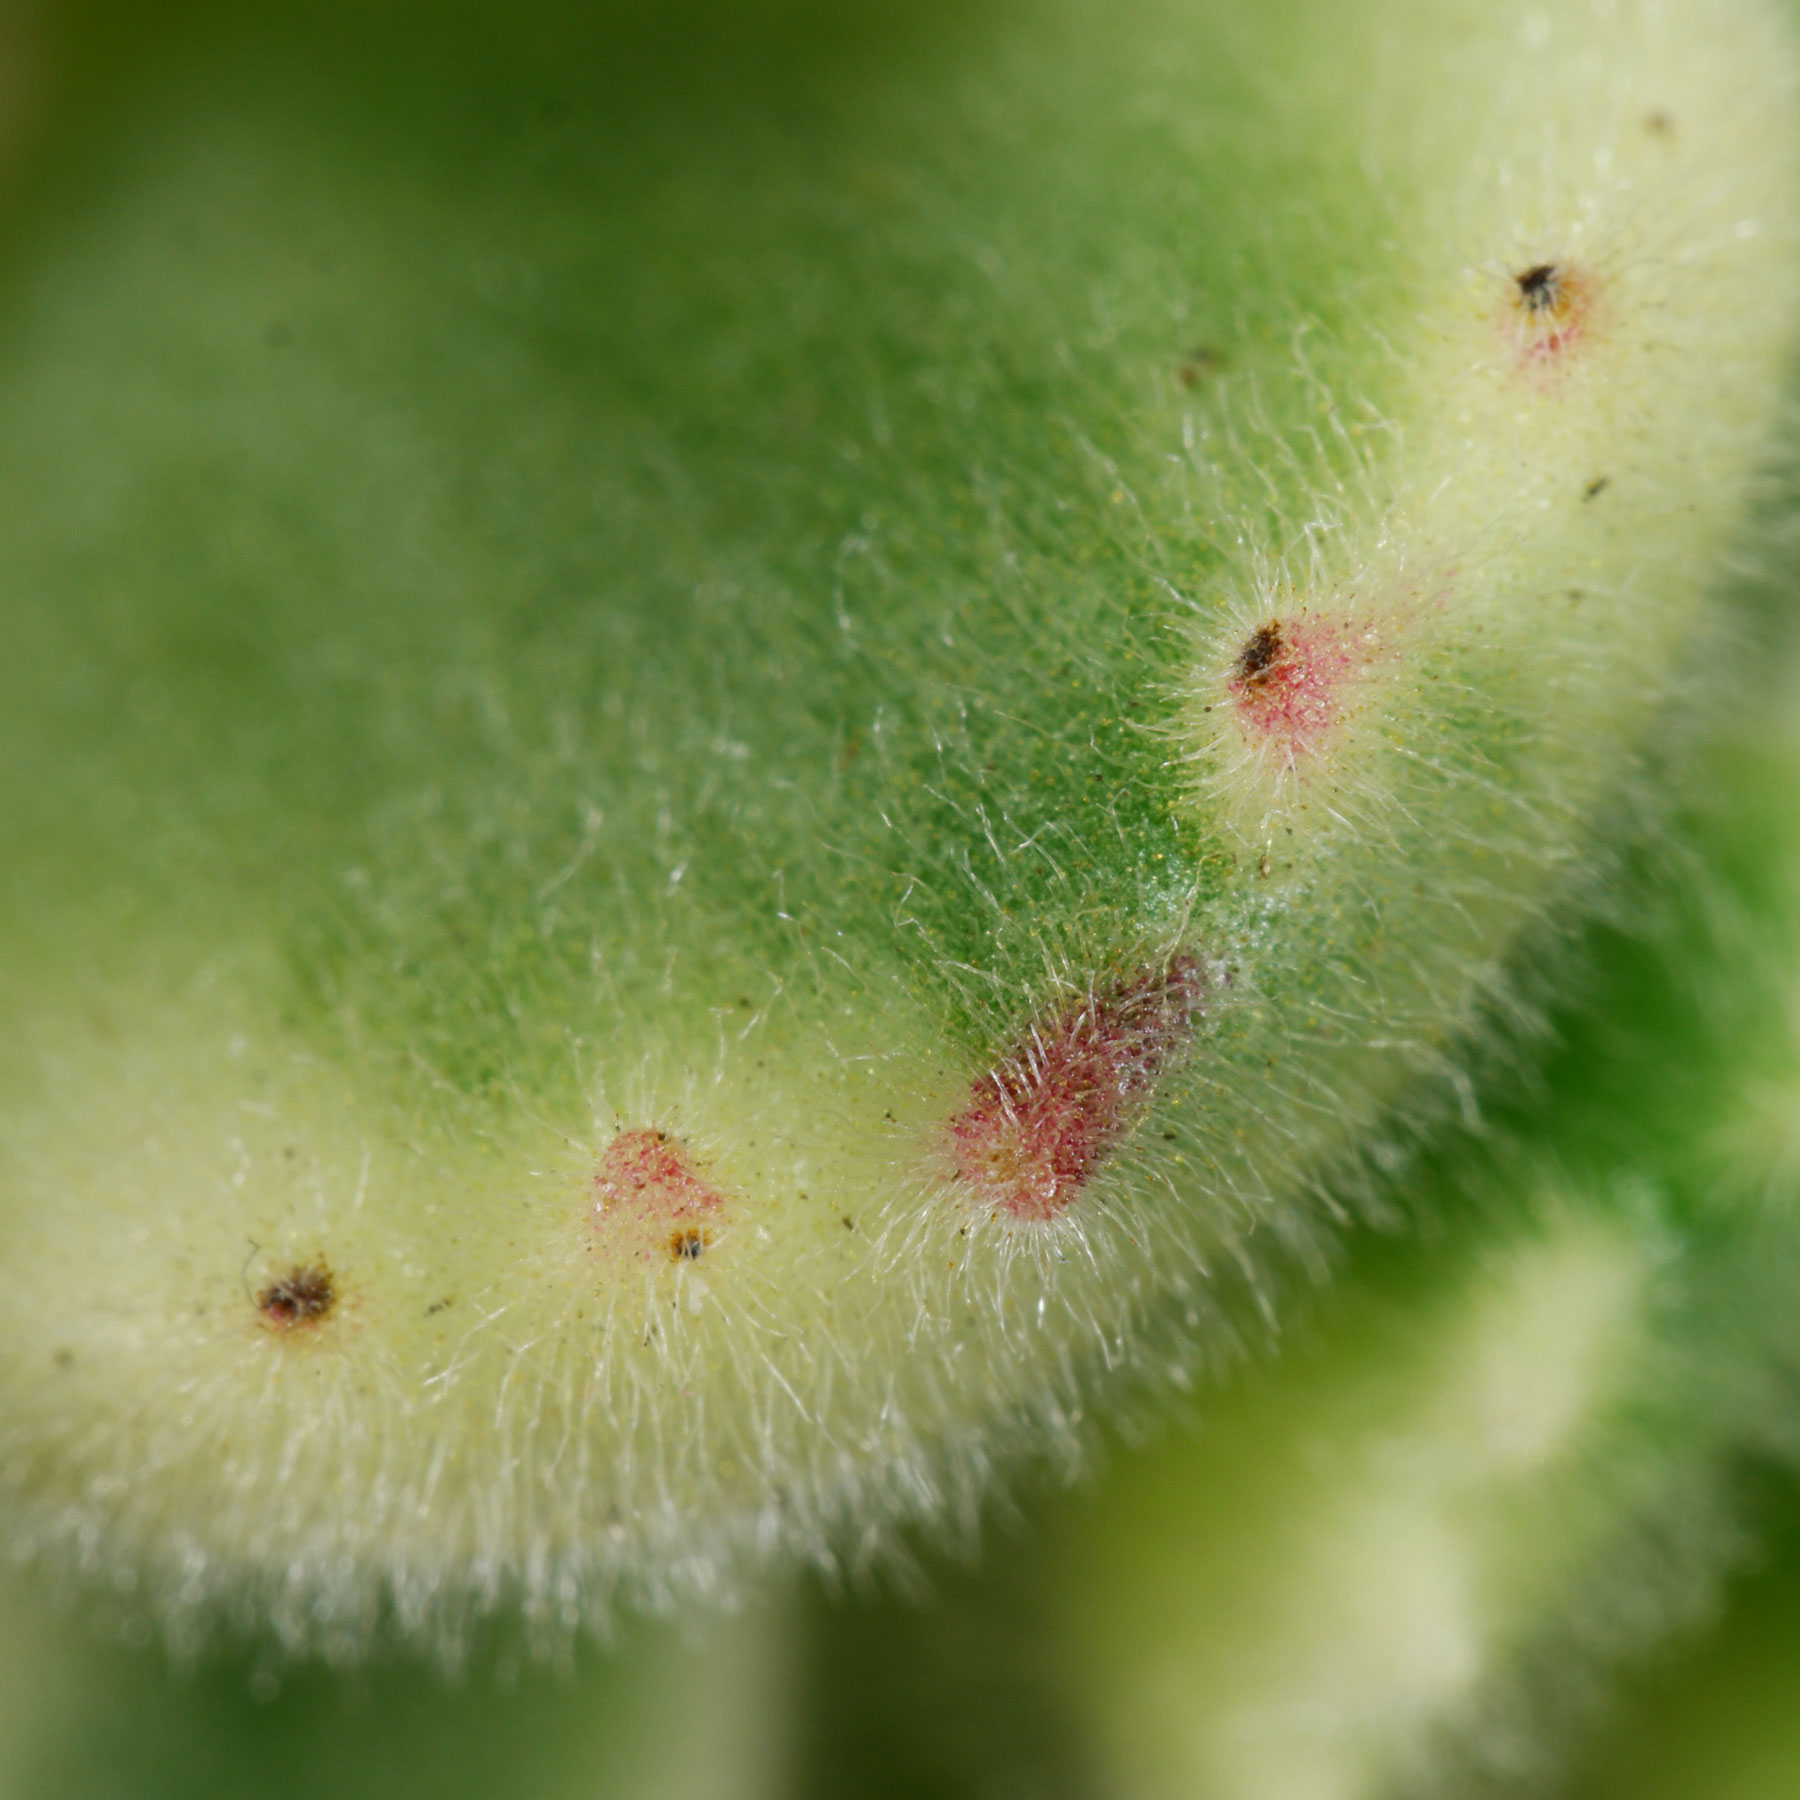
[0,0,1796,1654]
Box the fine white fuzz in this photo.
[1,0,1797,1658]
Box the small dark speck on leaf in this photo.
[668,1226,709,1262]
[258,1264,336,1330]
[1584,475,1611,501]
[1234,622,1284,685]
[1177,345,1224,387]
[1515,263,1562,311]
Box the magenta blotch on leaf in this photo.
[1227,616,1363,761]
[946,957,1209,1223]
[594,1129,725,1261]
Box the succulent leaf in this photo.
[2,0,1798,1651]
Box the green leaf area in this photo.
[1,0,1795,1643]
